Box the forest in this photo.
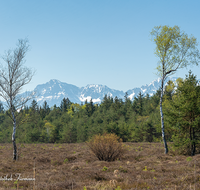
[0,71,199,155]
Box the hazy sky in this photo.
[0,0,200,92]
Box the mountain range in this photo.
[23,77,181,107]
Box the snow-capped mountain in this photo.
[23,77,181,107]
[127,77,178,100]
[34,79,80,106]
[79,84,124,104]
[32,80,125,107]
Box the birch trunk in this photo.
[11,110,17,160]
[160,77,168,154]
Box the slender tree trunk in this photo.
[11,110,17,160]
[189,126,192,155]
[192,127,195,156]
[160,77,168,154]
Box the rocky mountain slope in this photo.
[25,77,180,107]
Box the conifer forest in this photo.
[0,71,199,156]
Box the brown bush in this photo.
[86,133,126,162]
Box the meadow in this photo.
[0,142,199,190]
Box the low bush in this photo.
[86,133,126,162]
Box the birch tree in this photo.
[150,25,200,154]
[0,39,34,160]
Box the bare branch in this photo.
[0,39,35,160]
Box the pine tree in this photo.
[60,98,71,112]
[164,72,200,155]
[0,102,4,113]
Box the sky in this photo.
[0,0,200,92]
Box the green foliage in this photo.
[164,71,200,155]
[60,98,71,113]
[0,72,198,158]
[14,180,18,185]
[64,158,68,163]
[186,157,192,162]
[151,25,200,77]
[115,186,122,190]
[102,166,108,171]
[151,25,200,154]
[143,166,148,171]
[0,89,163,144]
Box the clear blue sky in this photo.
[0,0,200,92]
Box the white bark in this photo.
[151,25,200,155]
[0,39,34,160]
[160,76,168,154]
[11,111,16,141]
[11,110,17,159]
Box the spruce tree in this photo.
[164,72,200,155]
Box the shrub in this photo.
[86,133,126,162]
[102,166,108,171]
[64,158,68,163]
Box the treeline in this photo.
[0,72,200,154]
[0,91,162,144]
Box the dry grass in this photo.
[0,142,199,189]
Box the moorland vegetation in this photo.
[0,25,200,189]
[0,141,200,189]
[0,71,199,156]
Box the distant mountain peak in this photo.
[19,76,192,107]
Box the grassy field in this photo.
[0,142,199,190]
